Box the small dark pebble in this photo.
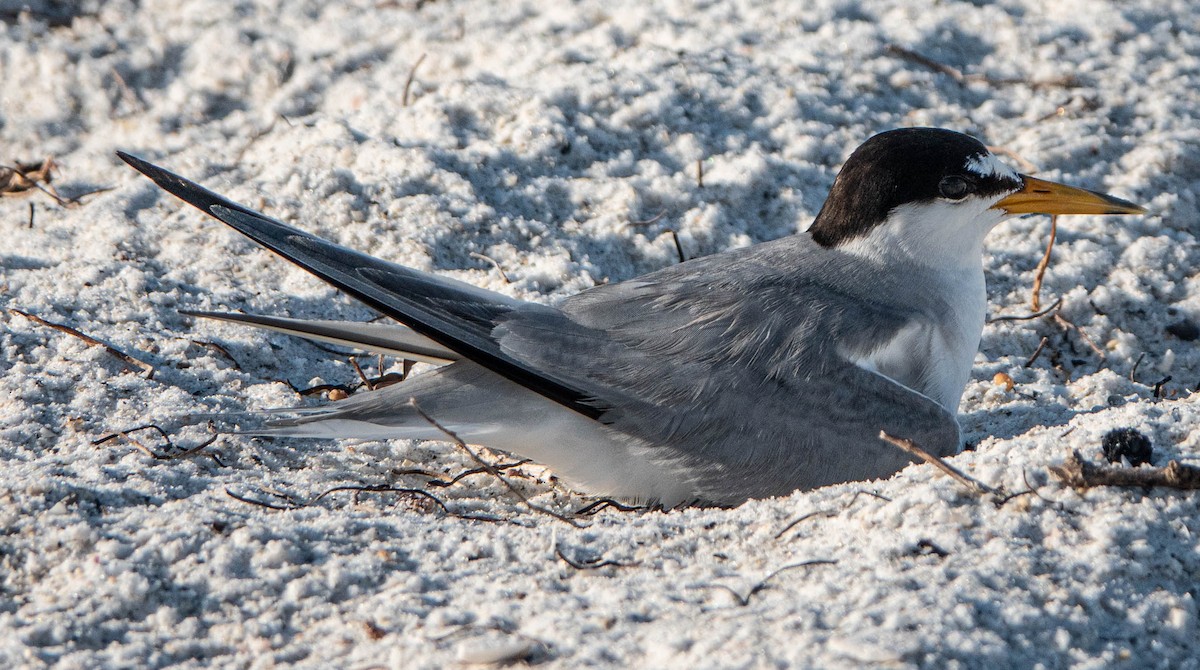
[1166,319,1199,341]
[1101,427,1153,466]
[914,539,950,558]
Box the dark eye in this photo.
[938,175,975,200]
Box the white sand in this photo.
[2,1,1198,667]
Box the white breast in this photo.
[848,264,986,412]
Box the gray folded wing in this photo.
[118,152,604,419]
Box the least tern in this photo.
[118,128,1145,506]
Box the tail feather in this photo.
[183,310,458,364]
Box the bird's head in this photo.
[809,127,1145,268]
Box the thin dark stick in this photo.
[93,423,222,462]
[62,186,116,204]
[138,433,219,460]
[670,230,686,263]
[775,489,890,540]
[27,202,34,228]
[304,485,492,519]
[350,356,375,390]
[1024,336,1050,367]
[191,339,242,370]
[8,308,155,378]
[885,44,1078,89]
[773,510,835,539]
[885,44,968,83]
[224,488,296,510]
[696,159,704,188]
[224,483,504,522]
[699,560,837,607]
[409,399,584,527]
[427,459,531,488]
[92,423,170,445]
[554,545,639,570]
[1020,468,1064,508]
[1129,352,1145,383]
[402,53,427,107]
[392,467,444,479]
[879,431,999,496]
[1153,375,1172,399]
[988,296,1063,323]
[575,498,649,515]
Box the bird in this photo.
[117,128,1145,507]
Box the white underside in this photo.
[265,378,699,505]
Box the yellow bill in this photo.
[994,175,1146,216]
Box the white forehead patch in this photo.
[964,152,1020,180]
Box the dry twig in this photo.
[427,459,532,488]
[402,53,427,107]
[1129,352,1146,383]
[8,308,155,378]
[554,545,639,570]
[469,251,511,283]
[191,339,242,370]
[1,158,110,206]
[1030,215,1058,310]
[409,399,584,527]
[93,423,223,465]
[988,296,1063,323]
[879,431,999,497]
[1,158,62,203]
[109,67,145,114]
[1052,311,1105,359]
[350,356,375,390]
[885,44,1079,90]
[698,560,837,607]
[224,483,505,522]
[774,490,890,540]
[670,230,686,263]
[1051,451,1200,490]
[576,498,652,515]
[629,210,667,226]
[1024,335,1050,368]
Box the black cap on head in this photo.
[809,128,1021,247]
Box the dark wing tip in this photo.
[116,150,247,217]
